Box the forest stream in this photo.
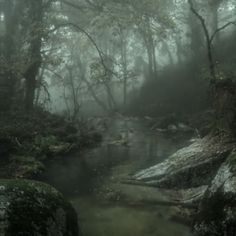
[1,1,236,235]
[42,117,193,236]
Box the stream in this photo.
[42,117,193,236]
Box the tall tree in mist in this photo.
[188,0,236,135]
[0,0,50,111]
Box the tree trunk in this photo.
[209,0,222,44]
[1,0,16,110]
[188,4,204,70]
[35,66,46,106]
[188,0,216,81]
[24,0,43,110]
[104,80,117,110]
[119,26,128,107]
[67,66,80,120]
[77,58,110,113]
[214,79,236,137]
[162,40,174,66]
[149,32,157,76]
[147,44,154,78]
[138,18,156,80]
[188,0,236,137]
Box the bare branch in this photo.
[50,22,117,78]
[188,0,210,44]
[188,0,216,81]
[210,21,236,43]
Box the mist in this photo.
[0,0,236,235]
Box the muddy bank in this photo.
[0,109,101,178]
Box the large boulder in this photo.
[132,137,232,189]
[0,179,79,235]
[194,152,236,236]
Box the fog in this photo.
[0,0,236,235]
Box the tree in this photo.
[0,0,51,111]
[24,0,44,110]
[188,0,236,82]
[188,0,236,136]
[0,0,24,110]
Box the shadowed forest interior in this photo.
[0,0,236,235]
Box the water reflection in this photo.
[42,118,192,236]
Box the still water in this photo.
[43,118,192,236]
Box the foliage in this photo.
[1,0,236,118]
[0,109,101,178]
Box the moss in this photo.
[194,188,236,236]
[0,179,79,235]
[194,154,236,236]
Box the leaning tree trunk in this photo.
[214,79,236,137]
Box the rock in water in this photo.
[194,152,236,236]
[133,137,232,189]
[0,179,79,236]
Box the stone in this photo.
[133,137,232,189]
[194,152,236,236]
[0,179,79,236]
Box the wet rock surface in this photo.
[129,131,236,235]
[133,136,233,189]
[0,179,78,236]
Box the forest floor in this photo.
[0,109,101,179]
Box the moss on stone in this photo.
[194,188,236,236]
[0,179,79,235]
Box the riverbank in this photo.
[2,111,235,235]
[42,116,195,236]
[0,109,101,179]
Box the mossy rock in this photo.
[0,179,79,235]
[194,159,236,236]
[194,188,236,236]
